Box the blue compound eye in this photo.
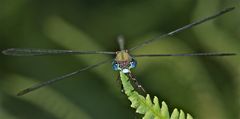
[112,61,120,71]
[129,59,137,69]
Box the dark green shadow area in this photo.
[1,93,57,119]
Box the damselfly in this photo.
[2,7,236,96]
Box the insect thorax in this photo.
[115,51,131,62]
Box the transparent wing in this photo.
[129,7,235,51]
[2,48,115,56]
[17,59,112,96]
[133,52,236,57]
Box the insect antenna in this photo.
[129,7,235,51]
[2,48,116,56]
[17,58,112,96]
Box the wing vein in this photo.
[133,52,237,57]
[2,48,115,56]
[129,7,235,51]
[17,58,112,96]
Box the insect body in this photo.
[113,50,137,74]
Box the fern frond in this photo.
[120,72,193,119]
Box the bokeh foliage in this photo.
[0,0,239,119]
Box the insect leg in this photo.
[128,73,146,93]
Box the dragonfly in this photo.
[2,7,236,96]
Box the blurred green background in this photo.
[0,0,239,119]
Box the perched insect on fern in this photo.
[1,5,236,119]
[2,7,235,96]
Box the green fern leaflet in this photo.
[120,72,193,119]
